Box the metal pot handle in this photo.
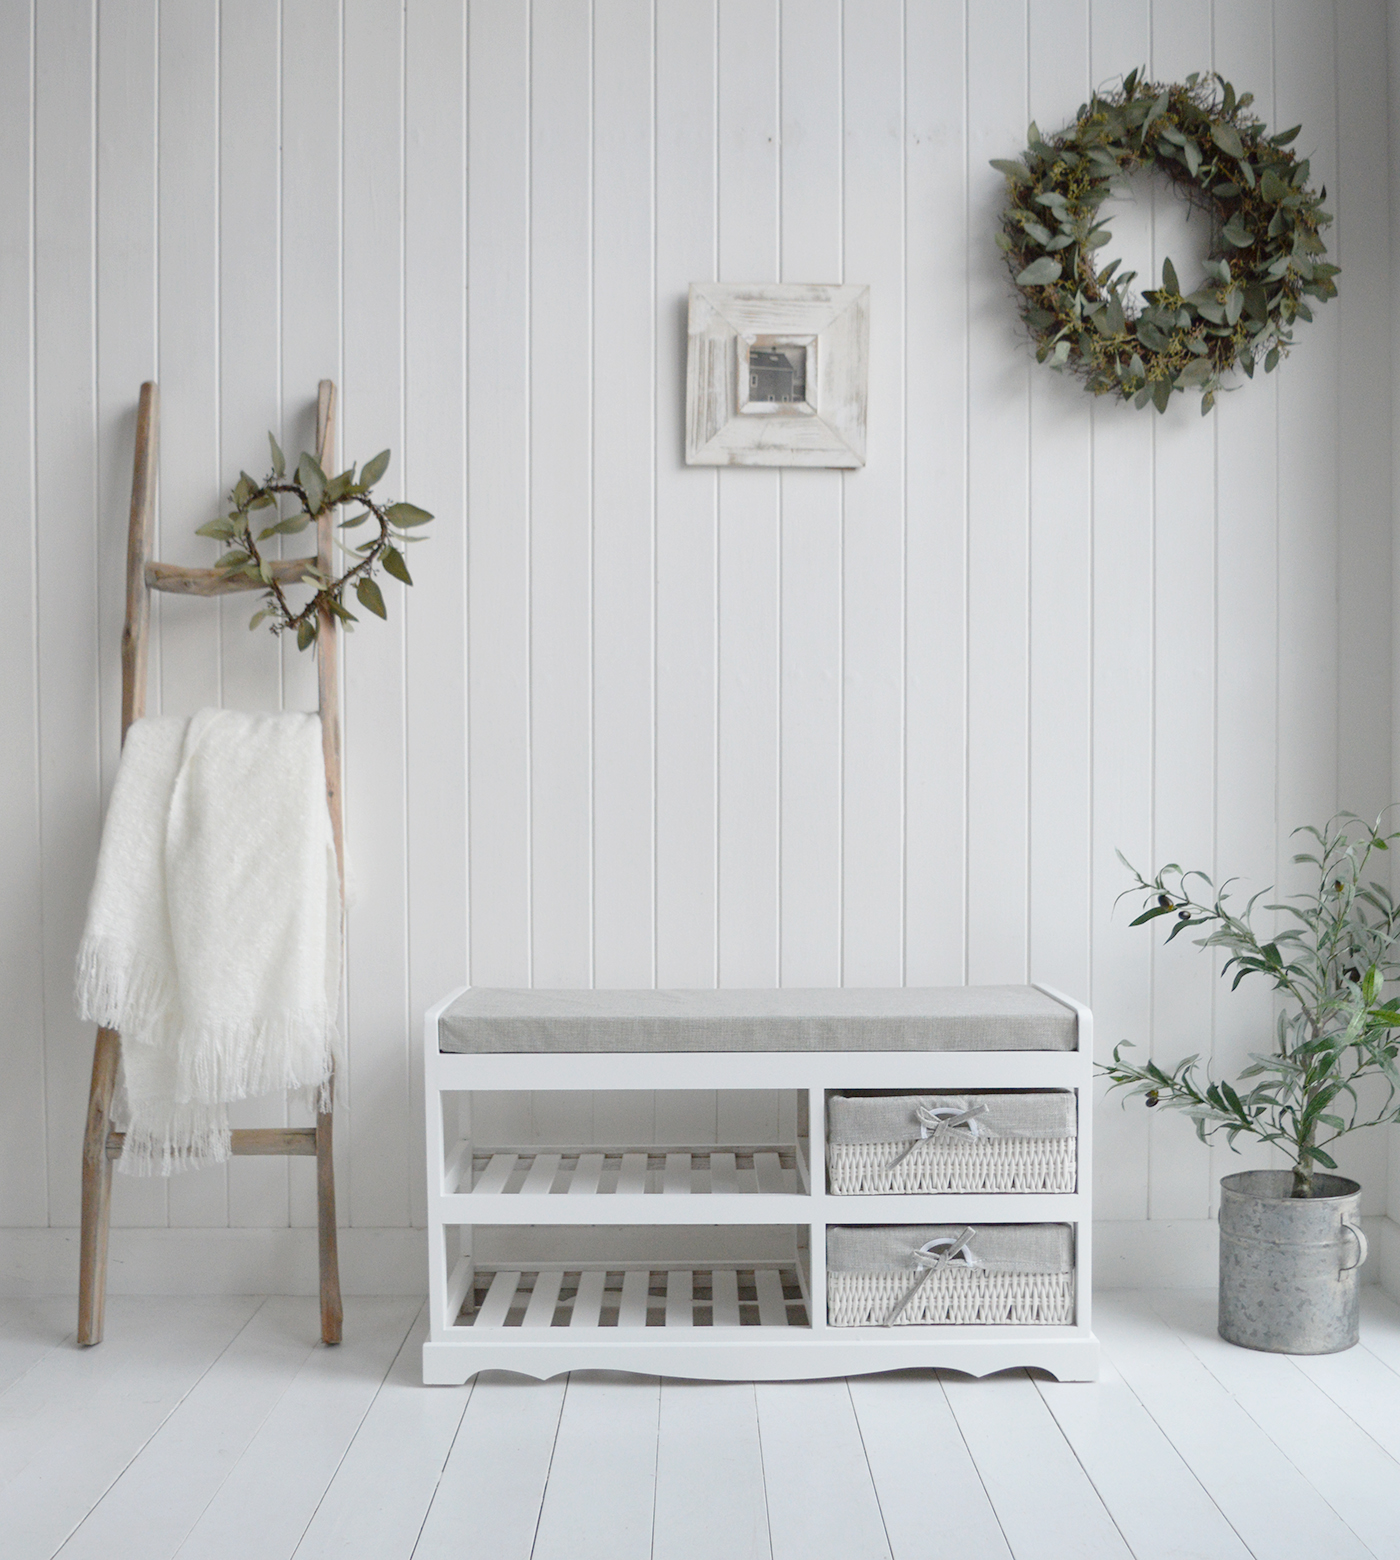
[1341,1216,1369,1273]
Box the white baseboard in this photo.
[0,1226,428,1298]
[1,1217,1388,1298]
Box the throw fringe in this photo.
[74,934,178,1036]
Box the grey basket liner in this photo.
[827,1223,1074,1275]
[439,985,1077,1054]
[826,1091,1075,1144]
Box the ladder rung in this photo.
[105,1126,318,1159]
[146,558,317,596]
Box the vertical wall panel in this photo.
[965,1,1030,985]
[343,0,410,1228]
[468,0,532,988]
[1087,0,1154,1222]
[157,0,226,1232]
[654,0,718,991]
[0,0,45,1227]
[99,0,171,1232]
[220,0,292,1230]
[36,0,103,1231]
[840,0,907,986]
[1146,0,1218,1222]
[1208,0,1282,1198]
[716,0,781,987]
[593,0,657,989]
[530,0,593,995]
[778,0,843,987]
[903,0,967,988]
[281,0,345,1231]
[404,0,468,1230]
[1026,1,1092,1003]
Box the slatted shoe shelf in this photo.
[423,985,1098,1384]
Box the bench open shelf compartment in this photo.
[424,986,1098,1384]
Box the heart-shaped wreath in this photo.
[197,435,433,651]
[991,70,1338,413]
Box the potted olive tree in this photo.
[1102,812,1400,1354]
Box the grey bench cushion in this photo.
[438,986,1077,1054]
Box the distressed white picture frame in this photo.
[685,282,870,467]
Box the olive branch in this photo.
[196,432,433,651]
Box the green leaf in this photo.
[381,545,413,586]
[338,511,372,529]
[1270,124,1301,147]
[295,617,318,652]
[1015,257,1063,286]
[249,608,271,630]
[268,432,286,477]
[1222,215,1253,248]
[1161,256,1180,295]
[1211,120,1245,160]
[989,158,1030,183]
[297,453,327,514]
[196,518,238,540]
[385,502,434,527]
[360,448,391,488]
[356,575,387,618]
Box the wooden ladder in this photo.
[77,380,345,1347]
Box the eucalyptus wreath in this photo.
[991,69,1338,413]
[197,434,433,650]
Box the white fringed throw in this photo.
[75,709,341,1174]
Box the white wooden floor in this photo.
[5,1288,1400,1560]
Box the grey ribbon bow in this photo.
[888,1099,991,1169]
[884,1228,981,1326]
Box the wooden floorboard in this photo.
[11,1287,1400,1559]
[1095,1291,1375,1560]
[292,1306,471,1560]
[159,1297,420,1560]
[410,1370,567,1560]
[849,1372,1012,1560]
[754,1378,892,1560]
[940,1367,1133,1560]
[651,1380,771,1560]
[0,1299,73,1398]
[55,1297,323,1560]
[531,1372,662,1560]
[0,1296,262,1560]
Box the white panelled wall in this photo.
[1,0,1396,1297]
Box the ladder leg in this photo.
[78,1027,121,1345]
[316,1097,343,1344]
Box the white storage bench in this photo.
[423,985,1097,1384]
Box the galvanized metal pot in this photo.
[1218,1170,1368,1353]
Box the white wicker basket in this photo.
[826,1091,1075,1194]
[826,1224,1074,1327]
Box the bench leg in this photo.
[78,1027,120,1345]
[316,1097,343,1344]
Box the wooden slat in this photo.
[666,1269,693,1329]
[144,556,317,596]
[472,1154,518,1195]
[523,1271,564,1328]
[616,1153,648,1194]
[755,1269,788,1328]
[520,1152,561,1194]
[122,383,158,736]
[754,1151,784,1193]
[712,1269,740,1328]
[569,1271,606,1328]
[568,1153,604,1194]
[618,1270,650,1327]
[475,1272,522,1329]
[663,1153,692,1194]
[104,1127,318,1160]
[709,1151,739,1195]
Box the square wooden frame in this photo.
[685,283,870,467]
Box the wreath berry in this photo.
[991,70,1338,414]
